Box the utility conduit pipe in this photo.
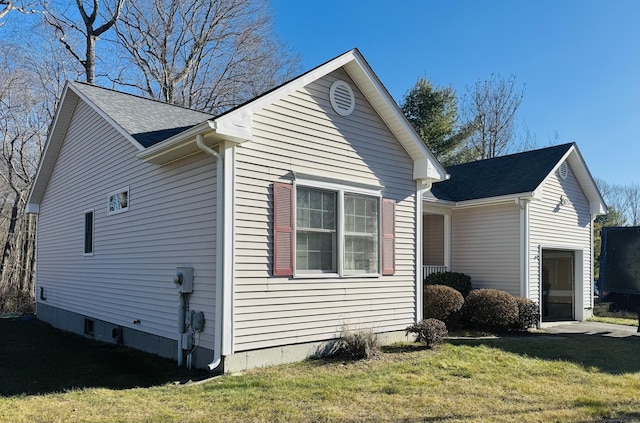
[196,134,224,372]
[177,292,187,366]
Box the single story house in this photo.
[423,143,606,322]
[26,49,448,371]
[26,48,606,372]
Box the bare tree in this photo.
[624,183,640,226]
[0,45,54,313]
[43,0,124,83]
[113,0,300,113]
[0,0,37,26]
[462,74,525,160]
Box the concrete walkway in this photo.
[541,321,639,338]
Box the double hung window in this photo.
[273,180,394,277]
[295,188,337,273]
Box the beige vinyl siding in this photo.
[529,164,592,307]
[36,100,217,349]
[451,203,521,295]
[423,214,445,265]
[233,68,417,352]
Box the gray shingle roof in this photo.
[71,82,214,148]
[430,143,575,202]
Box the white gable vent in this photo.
[558,161,568,180]
[330,80,355,116]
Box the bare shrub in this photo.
[405,318,448,349]
[333,329,379,360]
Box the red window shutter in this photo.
[273,182,294,276]
[381,198,396,276]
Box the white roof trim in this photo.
[26,82,147,212]
[143,49,448,181]
[539,144,607,215]
[423,144,607,215]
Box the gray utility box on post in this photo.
[174,267,194,293]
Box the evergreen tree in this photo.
[401,77,473,165]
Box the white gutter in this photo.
[454,192,538,209]
[196,134,225,372]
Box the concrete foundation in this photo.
[37,302,414,373]
[223,330,413,373]
[36,302,214,369]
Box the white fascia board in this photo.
[538,144,607,216]
[136,120,216,162]
[343,52,447,182]
[68,83,145,151]
[453,192,537,209]
[26,82,78,213]
[221,52,359,120]
[423,201,455,214]
[25,203,39,214]
[565,147,607,215]
[413,159,449,182]
[211,112,253,142]
[136,117,253,164]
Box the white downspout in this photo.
[517,198,530,298]
[416,181,424,322]
[196,134,224,372]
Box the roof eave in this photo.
[453,192,537,208]
[539,144,608,216]
[136,117,253,164]
[26,82,78,213]
[342,51,448,182]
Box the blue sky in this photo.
[271,0,640,187]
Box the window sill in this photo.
[293,272,380,279]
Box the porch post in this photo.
[415,181,425,322]
[444,214,451,271]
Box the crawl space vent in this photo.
[330,80,355,116]
[558,161,568,180]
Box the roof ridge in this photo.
[447,142,574,169]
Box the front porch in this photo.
[422,212,450,280]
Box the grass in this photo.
[591,300,639,327]
[1,317,639,422]
[589,315,639,327]
[0,316,207,396]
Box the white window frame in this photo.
[107,186,130,215]
[83,209,94,256]
[293,177,381,278]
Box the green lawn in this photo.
[1,316,639,422]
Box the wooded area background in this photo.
[1,0,638,313]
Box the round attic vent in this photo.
[558,161,568,180]
[330,80,355,116]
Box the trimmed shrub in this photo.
[461,289,519,332]
[513,296,539,331]
[425,272,472,298]
[423,284,464,326]
[405,318,448,349]
[333,329,379,360]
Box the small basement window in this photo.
[84,318,95,335]
[108,187,129,215]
